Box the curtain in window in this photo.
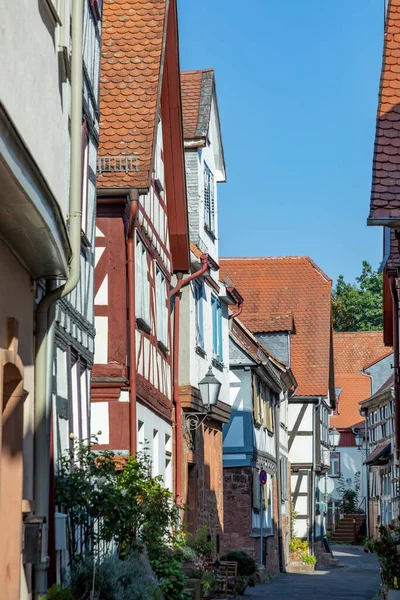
[253,375,261,425]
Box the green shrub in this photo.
[301,553,316,565]
[40,585,73,600]
[220,551,257,577]
[289,538,308,556]
[150,553,189,600]
[70,553,162,600]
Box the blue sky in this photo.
[178,0,385,285]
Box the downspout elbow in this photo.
[229,300,243,320]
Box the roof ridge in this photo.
[181,68,214,75]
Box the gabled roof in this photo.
[181,69,214,140]
[331,332,391,428]
[180,68,226,180]
[220,257,333,398]
[99,0,168,189]
[369,0,400,226]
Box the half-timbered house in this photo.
[91,0,190,492]
[220,256,336,562]
[223,317,296,573]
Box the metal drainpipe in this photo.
[274,394,284,572]
[311,398,322,556]
[33,1,84,595]
[170,255,209,503]
[127,192,138,456]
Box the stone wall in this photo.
[182,421,224,548]
[222,467,281,574]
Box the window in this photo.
[320,406,329,445]
[252,468,263,511]
[252,376,262,426]
[211,295,223,361]
[329,452,340,477]
[81,121,90,236]
[194,281,205,350]
[156,266,168,349]
[135,235,150,328]
[280,457,288,503]
[89,0,103,21]
[204,163,215,234]
[263,386,274,434]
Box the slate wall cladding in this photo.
[184,150,200,245]
[369,353,393,394]
[222,467,281,574]
[256,332,289,366]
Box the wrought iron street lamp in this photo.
[184,366,221,431]
[328,426,341,451]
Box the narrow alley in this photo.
[246,546,380,600]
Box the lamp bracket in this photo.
[184,410,212,431]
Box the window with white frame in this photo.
[320,406,329,445]
[329,452,340,477]
[211,295,223,361]
[135,235,150,328]
[194,281,205,350]
[81,121,90,236]
[204,162,215,234]
[156,266,168,348]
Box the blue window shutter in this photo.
[218,302,223,360]
[212,296,218,355]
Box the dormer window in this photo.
[204,163,215,235]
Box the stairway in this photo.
[331,514,366,544]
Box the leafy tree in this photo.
[332,261,383,332]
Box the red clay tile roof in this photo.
[219,257,333,397]
[369,0,400,224]
[181,69,214,140]
[331,332,391,428]
[98,0,167,189]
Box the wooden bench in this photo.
[214,560,238,598]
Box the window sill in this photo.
[204,224,217,240]
[212,357,224,371]
[137,318,151,334]
[41,0,62,25]
[195,346,207,358]
[81,230,91,249]
[157,340,169,356]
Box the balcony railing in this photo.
[97,155,139,175]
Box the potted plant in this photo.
[364,522,400,598]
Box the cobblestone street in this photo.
[245,546,380,599]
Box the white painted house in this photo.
[177,69,234,543]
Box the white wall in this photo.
[288,404,313,464]
[0,0,69,214]
[137,401,173,491]
[332,446,367,503]
[179,275,230,405]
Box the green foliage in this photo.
[364,523,400,589]
[184,527,214,558]
[40,585,73,600]
[56,437,180,562]
[199,570,216,592]
[332,261,383,332]
[150,553,189,600]
[289,538,308,557]
[70,553,162,600]
[220,551,257,577]
[336,471,363,514]
[290,501,298,539]
[301,553,316,565]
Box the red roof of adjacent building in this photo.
[219,257,333,398]
[369,0,400,225]
[331,332,391,428]
[98,0,168,189]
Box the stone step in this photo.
[288,560,315,574]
